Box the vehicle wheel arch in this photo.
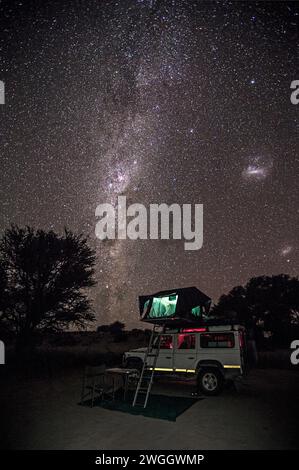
[195,360,224,376]
[124,356,144,370]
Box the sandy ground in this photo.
[1,368,298,450]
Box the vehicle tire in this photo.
[197,368,224,396]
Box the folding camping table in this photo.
[105,368,139,401]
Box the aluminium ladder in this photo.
[132,324,163,408]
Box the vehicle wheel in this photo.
[197,368,224,396]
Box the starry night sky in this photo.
[0,0,298,327]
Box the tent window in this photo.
[148,294,178,318]
[143,299,150,314]
[191,306,201,317]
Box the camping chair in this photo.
[126,370,140,393]
[81,365,106,407]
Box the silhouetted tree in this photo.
[96,321,126,342]
[0,263,10,338]
[0,226,96,353]
[212,274,299,346]
[108,321,125,335]
[96,324,110,333]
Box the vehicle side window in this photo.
[178,334,195,349]
[200,333,235,348]
[160,335,173,349]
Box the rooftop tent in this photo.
[139,287,212,326]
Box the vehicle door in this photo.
[173,333,197,371]
[155,334,174,370]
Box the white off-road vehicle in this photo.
[123,324,247,395]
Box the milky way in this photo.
[0,0,298,327]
